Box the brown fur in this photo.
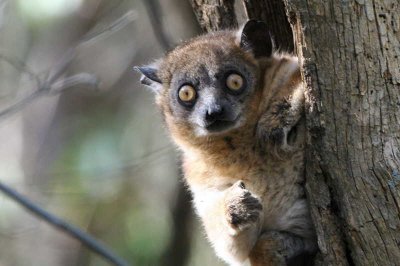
[139,27,316,265]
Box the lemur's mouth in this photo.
[205,116,240,133]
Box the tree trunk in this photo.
[191,0,400,265]
[285,0,400,265]
[189,0,238,32]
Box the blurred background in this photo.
[0,0,248,265]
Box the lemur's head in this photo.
[136,20,273,142]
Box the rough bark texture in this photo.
[189,0,238,32]
[242,0,294,52]
[284,0,400,265]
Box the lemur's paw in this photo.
[224,181,262,233]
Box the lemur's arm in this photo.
[256,83,305,151]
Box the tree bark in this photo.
[191,0,400,265]
[285,0,400,265]
[189,0,238,32]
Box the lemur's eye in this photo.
[226,73,244,91]
[178,85,196,103]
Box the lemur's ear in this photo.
[134,61,162,93]
[238,20,273,58]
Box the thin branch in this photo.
[80,10,137,46]
[44,47,77,86]
[49,73,99,94]
[0,8,138,266]
[0,54,41,88]
[0,90,45,119]
[0,181,130,266]
[0,9,137,121]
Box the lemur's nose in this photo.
[205,104,225,123]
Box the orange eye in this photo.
[226,73,244,91]
[178,85,196,102]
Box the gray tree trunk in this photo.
[190,0,238,31]
[286,0,400,265]
[190,0,400,265]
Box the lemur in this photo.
[136,20,317,266]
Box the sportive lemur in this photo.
[136,20,317,266]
